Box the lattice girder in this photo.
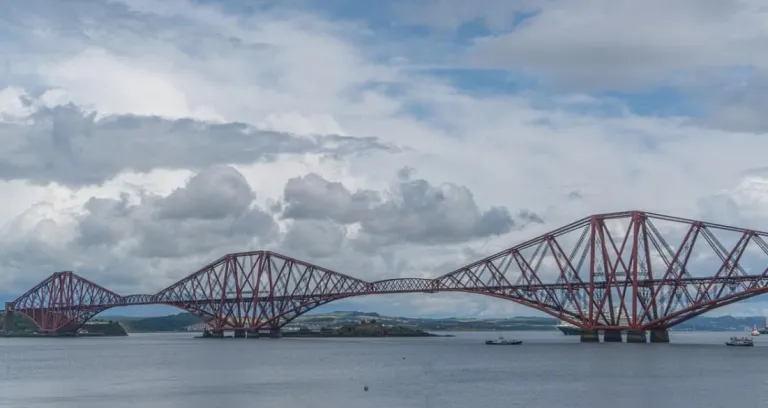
[12,272,124,332]
[8,211,768,334]
[434,211,768,329]
[152,251,368,330]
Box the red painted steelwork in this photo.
[7,210,768,333]
[11,272,123,332]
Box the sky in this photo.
[2,0,768,319]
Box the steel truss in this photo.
[6,211,768,333]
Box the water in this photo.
[1,330,767,408]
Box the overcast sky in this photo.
[2,0,768,318]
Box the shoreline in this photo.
[0,332,126,338]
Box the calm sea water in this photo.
[1,330,766,408]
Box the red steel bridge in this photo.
[4,210,768,343]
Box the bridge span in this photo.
[4,210,768,343]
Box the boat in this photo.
[751,325,760,336]
[555,320,581,335]
[485,336,522,345]
[725,336,754,347]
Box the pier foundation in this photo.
[233,329,246,338]
[246,330,259,339]
[580,329,599,343]
[626,330,647,343]
[603,330,622,342]
[2,303,13,332]
[649,329,670,343]
[269,329,282,338]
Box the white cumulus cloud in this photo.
[1,0,767,319]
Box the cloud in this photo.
[0,165,537,294]
[0,166,281,293]
[157,165,257,220]
[698,173,768,226]
[398,0,768,133]
[465,0,768,90]
[280,169,543,249]
[393,0,539,31]
[689,70,768,133]
[2,0,401,127]
[0,101,395,187]
[2,0,768,319]
[281,173,376,224]
[282,219,347,258]
[75,165,280,259]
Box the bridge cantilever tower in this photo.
[4,210,768,343]
[9,271,124,333]
[431,211,768,342]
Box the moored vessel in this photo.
[485,336,522,345]
[751,325,760,336]
[725,336,754,347]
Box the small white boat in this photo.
[485,336,522,345]
[751,325,760,336]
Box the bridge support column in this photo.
[649,329,669,343]
[269,329,282,338]
[626,330,647,343]
[246,330,259,339]
[233,329,245,338]
[603,330,622,342]
[580,329,599,343]
[3,303,13,332]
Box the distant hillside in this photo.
[2,309,766,333]
[97,315,145,322]
[673,315,765,331]
[121,312,205,332]
[0,312,37,332]
[293,311,768,332]
[293,311,558,331]
[0,312,127,336]
[104,310,558,333]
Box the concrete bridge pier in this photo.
[650,329,670,343]
[3,303,13,332]
[233,329,246,338]
[603,330,622,342]
[626,330,647,343]
[580,329,599,343]
[246,330,259,339]
[269,329,282,338]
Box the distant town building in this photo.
[87,320,114,325]
[185,322,208,332]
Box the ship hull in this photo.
[485,340,523,345]
[557,325,581,336]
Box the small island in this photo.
[283,319,452,338]
[78,321,129,336]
